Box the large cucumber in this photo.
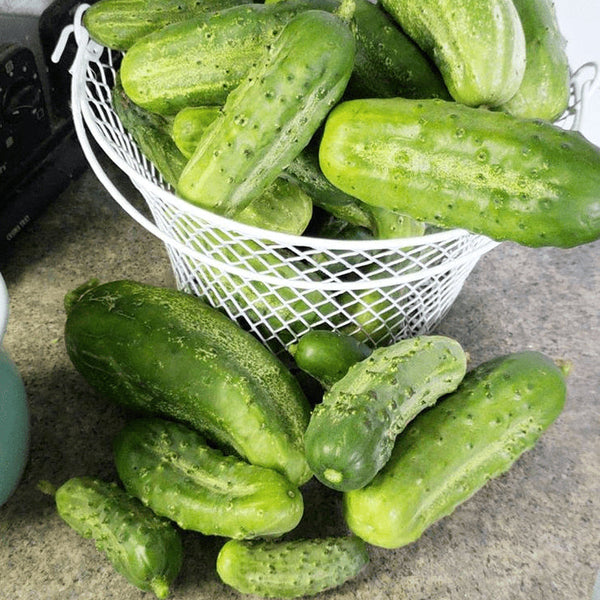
[304,335,467,491]
[499,0,571,121]
[216,536,369,598]
[83,0,250,51]
[114,418,303,539]
[344,351,567,548]
[53,477,182,599]
[319,97,600,248]
[380,0,526,107]
[176,8,356,216]
[63,279,312,486]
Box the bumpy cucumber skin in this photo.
[304,335,467,491]
[114,418,303,539]
[288,330,372,389]
[344,351,567,549]
[319,97,600,248]
[381,0,526,107]
[64,280,312,486]
[111,77,185,188]
[55,477,182,599]
[171,106,222,159]
[83,0,249,51]
[216,536,369,598]
[500,0,570,121]
[177,9,356,216]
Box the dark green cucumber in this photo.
[499,0,571,121]
[380,0,526,107]
[344,351,567,548]
[304,335,467,491]
[83,0,250,51]
[54,477,182,599]
[111,76,185,188]
[114,418,303,539]
[63,279,312,486]
[319,97,600,248]
[177,8,356,216]
[288,330,372,389]
[216,536,369,598]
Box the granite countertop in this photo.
[0,159,598,600]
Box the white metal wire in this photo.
[57,5,598,354]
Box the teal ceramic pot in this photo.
[0,273,29,506]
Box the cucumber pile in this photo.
[51,278,568,598]
[85,0,600,249]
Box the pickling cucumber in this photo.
[319,97,600,248]
[216,536,369,598]
[344,351,567,548]
[304,335,467,491]
[63,279,312,486]
[53,477,182,599]
[114,418,303,539]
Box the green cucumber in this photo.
[114,418,303,539]
[54,477,182,599]
[344,351,567,548]
[319,97,600,248]
[83,0,250,51]
[304,335,467,491]
[63,279,312,486]
[171,106,222,159]
[288,329,372,389]
[499,0,571,121]
[216,536,369,598]
[380,0,526,107]
[177,8,356,216]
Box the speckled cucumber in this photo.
[288,330,372,389]
[216,536,369,598]
[380,0,526,107]
[304,335,467,491]
[63,279,312,486]
[114,418,303,539]
[53,477,182,599]
[177,8,356,216]
[83,0,250,51]
[319,97,600,248]
[499,0,571,121]
[344,351,567,548]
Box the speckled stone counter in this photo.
[0,162,598,600]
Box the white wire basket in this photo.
[55,5,599,355]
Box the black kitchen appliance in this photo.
[0,0,89,255]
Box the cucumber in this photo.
[344,351,567,548]
[319,97,600,248]
[114,418,303,539]
[216,536,369,598]
[54,477,182,599]
[63,279,312,486]
[177,8,356,216]
[288,330,372,389]
[83,0,250,51]
[304,335,467,491]
[499,0,571,121]
[171,106,222,159]
[380,0,526,107]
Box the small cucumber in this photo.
[288,330,372,389]
[499,0,571,121]
[83,0,250,51]
[64,279,312,486]
[54,477,182,599]
[171,106,222,159]
[319,97,600,248]
[304,335,467,491]
[344,351,567,548]
[176,8,356,216]
[114,418,303,539]
[216,536,369,598]
[380,0,526,107]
